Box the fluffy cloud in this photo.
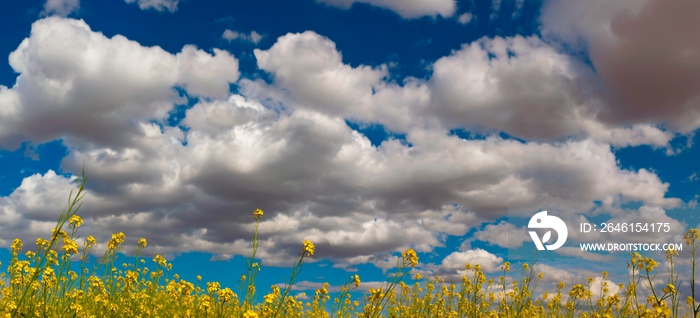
[417,248,503,281]
[43,0,80,16]
[428,35,673,146]
[223,30,264,44]
[254,31,674,147]
[124,0,179,12]
[254,32,389,118]
[0,17,684,269]
[473,221,529,248]
[253,31,433,133]
[541,0,700,133]
[0,17,238,150]
[457,13,473,24]
[177,46,240,99]
[0,96,678,265]
[316,0,456,19]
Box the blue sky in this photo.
[1,0,700,301]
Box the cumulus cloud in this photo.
[253,31,426,132]
[223,29,264,44]
[428,35,673,147]
[43,0,80,17]
[0,107,677,266]
[253,31,674,147]
[124,0,179,12]
[0,17,238,150]
[541,0,700,133]
[457,13,472,24]
[416,248,503,281]
[473,221,529,248]
[177,45,240,99]
[316,0,456,19]
[0,17,685,269]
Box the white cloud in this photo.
[43,0,80,16]
[254,31,674,148]
[457,13,472,24]
[540,0,700,134]
[539,0,648,48]
[535,263,578,286]
[177,45,240,99]
[124,0,179,12]
[428,35,673,147]
[254,31,419,130]
[421,248,503,281]
[1,17,238,150]
[223,30,264,44]
[316,0,456,19]
[0,17,685,269]
[473,221,529,248]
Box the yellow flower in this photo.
[219,288,237,302]
[153,254,167,267]
[69,215,84,228]
[664,283,676,295]
[243,309,258,318]
[666,247,679,261]
[52,228,68,239]
[138,238,147,249]
[303,240,315,257]
[415,273,422,280]
[501,261,510,271]
[85,236,97,248]
[401,248,418,268]
[352,274,361,288]
[253,208,264,220]
[207,281,221,294]
[107,232,126,252]
[36,237,50,249]
[62,238,79,255]
[10,238,22,254]
[318,282,329,295]
[684,228,700,246]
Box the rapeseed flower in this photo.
[303,240,315,257]
[402,248,418,268]
[69,215,84,228]
[107,232,126,251]
[10,238,22,254]
[137,238,147,249]
[253,208,264,220]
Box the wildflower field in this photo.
[2,174,700,318]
